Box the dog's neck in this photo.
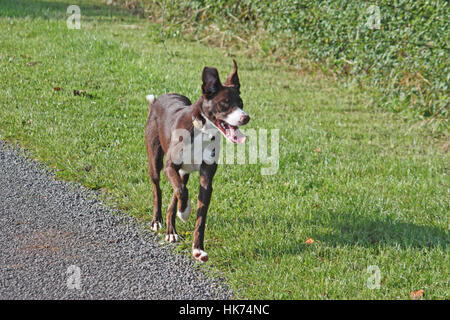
[191,97,219,138]
[191,97,206,125]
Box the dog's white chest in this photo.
[179,122,220,175]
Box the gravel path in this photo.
[0,141,231,299]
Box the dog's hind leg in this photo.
[145,135,164,232]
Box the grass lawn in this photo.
[0,0,448,299]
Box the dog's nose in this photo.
[240,114,250,125]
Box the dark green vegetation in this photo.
[119,0,449,118]
[0,0,448,299]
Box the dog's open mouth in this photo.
[215,119,247,144]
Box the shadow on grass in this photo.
[0,0,138,22]
[253,211,449,258]
[318,212,447,248]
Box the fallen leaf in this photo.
[305,238,315,244]
[410,289,424,300]
[315,147,321,153]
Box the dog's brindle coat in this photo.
[145,60,250,262]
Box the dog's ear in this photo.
[224,59,240,93]
[202,67,222,100]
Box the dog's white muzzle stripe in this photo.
[223,108,247,126]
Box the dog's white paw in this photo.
[165,233,178,243]
[193,249,208,263]
[177,201,191,222]
[151,221,162,231]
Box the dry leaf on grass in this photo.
[410,289,424,300]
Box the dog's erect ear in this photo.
[202,67,222,100]
[224,59,240,93]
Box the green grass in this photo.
[114,0,450,118]
[0,0,448,299]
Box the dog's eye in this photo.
[219,101,229,108]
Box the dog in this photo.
[145,60,250,262]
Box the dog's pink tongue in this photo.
[226,127,247,144]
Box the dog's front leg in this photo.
[193,163,217,262]
[163,162,190,242]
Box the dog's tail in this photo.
[146,94,156,118]
[146,94,155,105]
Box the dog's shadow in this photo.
[254,211,449,258]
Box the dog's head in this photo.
[198,60,250,144]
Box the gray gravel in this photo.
[0,141,231,300]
